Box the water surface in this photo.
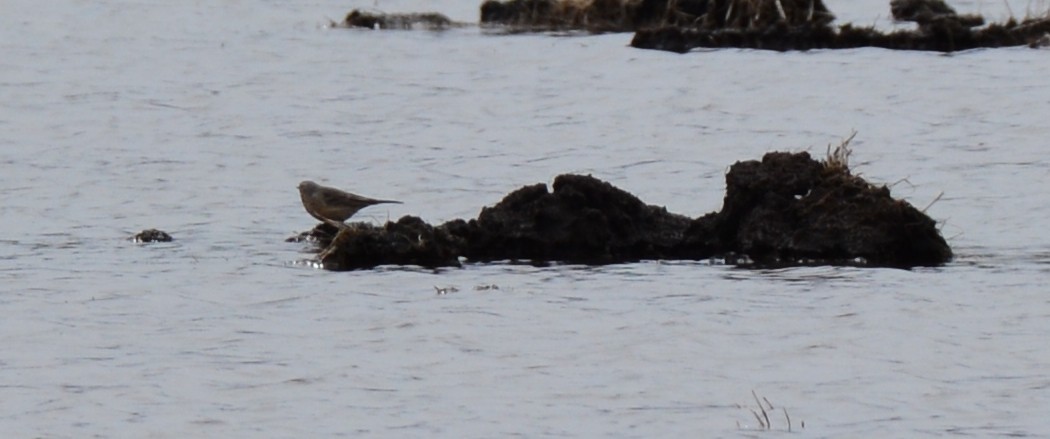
[2,0,1049,437]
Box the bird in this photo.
[297,180,401,226]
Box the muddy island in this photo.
[294,145,952,271]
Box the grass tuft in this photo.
[739,391,802,431]
[824,130,857,174]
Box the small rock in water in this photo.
[132,229,173,243]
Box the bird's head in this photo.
[298,181,317,192]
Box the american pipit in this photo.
[298,180,401,227]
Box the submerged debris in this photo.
[333,9,456,30]
[132,229,173,243]
[295,147,951,271]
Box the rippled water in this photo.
[3,0,1050,437]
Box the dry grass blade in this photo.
[825,130,857,173]
[739,391,804,431]
[752,390,770,429]
[922,191,945,213]
[749,408,767,429]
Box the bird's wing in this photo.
[319,187,370,205]
[325,188,400,205]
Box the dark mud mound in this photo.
[692,151,952,267]
[456,174,693,263]
[313,216,464,270]
[297,150,952,271]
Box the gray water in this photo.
[2,0,1050,437]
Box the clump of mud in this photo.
[690,147,952,267]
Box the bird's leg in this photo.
[317,224,352,262]
[321,217,350,231]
